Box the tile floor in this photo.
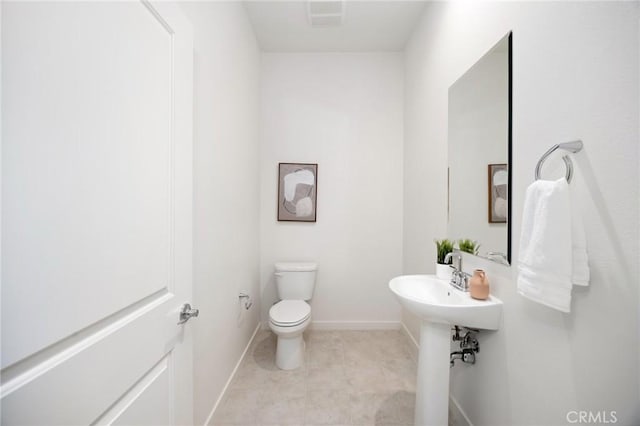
[212,329,418,426]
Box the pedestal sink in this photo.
[389,275,503,426]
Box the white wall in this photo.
[178,3,260,425]
[404,2,639,425]
[259,53,404,328]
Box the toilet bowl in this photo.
[268,262,317,370]
[269,299,311,370]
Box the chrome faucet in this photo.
[487,252,509,265]
[444,251,470,292]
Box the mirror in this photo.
[448,32,512,264]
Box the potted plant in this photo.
[458,239,480,256]
[434,239,454,280]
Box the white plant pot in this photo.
[435,263,452,281]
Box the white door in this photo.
[1,1,194,424]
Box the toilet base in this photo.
[275,335,305,370]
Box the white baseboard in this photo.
[203,322,261,426]
[260,320,402,331]
[449,395,473,426]
[400,321,419,362]
[310,320,402,330]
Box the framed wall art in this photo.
[488,163,508,223]
[277,163,317,222]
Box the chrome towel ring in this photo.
[534,140,583,183]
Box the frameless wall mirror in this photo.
[448,32,512,264]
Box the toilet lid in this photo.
[275,262,317,272]
[269,300,311,325]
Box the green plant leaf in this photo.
[457,239,480,255]
[434,239,454,264]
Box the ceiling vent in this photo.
[307,0,345,27]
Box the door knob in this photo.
[178,303,199,325]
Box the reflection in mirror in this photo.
[448,32,512,264]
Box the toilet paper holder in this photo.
[238,293,252,310]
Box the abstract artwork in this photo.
[488,164,508,223]
[278,163,317,222]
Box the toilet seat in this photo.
[269,300,311,327]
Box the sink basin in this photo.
[389,274,504,425]
[389,274,503,330]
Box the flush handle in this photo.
[178,303,199,325]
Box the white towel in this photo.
[517,177,589,313]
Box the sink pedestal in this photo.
[415,320,450,426]
[388,275,503,426]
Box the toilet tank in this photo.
[274,262,317,301]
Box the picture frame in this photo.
[277,163,318,222]
[488,164,508,223]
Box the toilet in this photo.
[269,262,317,370]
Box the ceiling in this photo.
[243,1,427,52]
